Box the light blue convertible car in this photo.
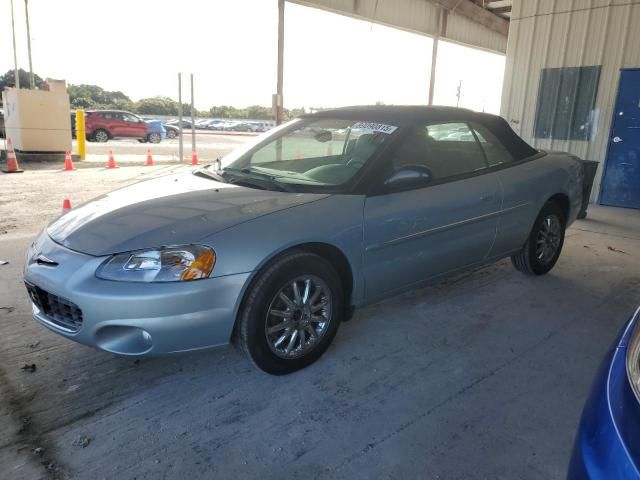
[23,106,584,374]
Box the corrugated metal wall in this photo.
[501,0,640,199]
[290,0,508,53]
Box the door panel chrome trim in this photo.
[366,202,529,252]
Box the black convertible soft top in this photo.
[304,105,538,161]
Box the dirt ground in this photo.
[0,164,195,238]
[1,164,640,480]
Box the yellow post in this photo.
[75,109,86,160]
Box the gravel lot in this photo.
[1,164,639,479]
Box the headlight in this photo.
[625,307,640,402]
[96,245,216,282]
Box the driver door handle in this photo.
[480,194,494,202]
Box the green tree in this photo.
[245,105,272,120]
[210,105,240,118]
[0,68,46,91]
[135,97,179,116]
[67,84,133,111]
[284,106,306,120]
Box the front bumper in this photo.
[23,232,250,355]
[568,308,640,479]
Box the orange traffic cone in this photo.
[63,151,76,171]
[191,148,199,166]
[2,138,23,173]
[146,149,154,166]
[62,198,72,213]
[107,150,118,169]
[295,150,302,160]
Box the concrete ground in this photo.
[1,165,639,480]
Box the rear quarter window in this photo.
[471,123,515,166]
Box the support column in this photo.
[178,73,183,162]
[190,73,196,157]
[25,0,35,89]
[276,0,285,125]
[10,0,20,89]
[428,7,445,106]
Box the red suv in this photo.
[85,110,160,143]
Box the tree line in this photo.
[0,69,305,120]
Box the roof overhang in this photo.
[288,0,509,53]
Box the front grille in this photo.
[25,282,83,333]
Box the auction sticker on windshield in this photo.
[351,122,398,134]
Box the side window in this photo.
[471,123,514,166]
[392,122,487,182]
[123,114,139,123]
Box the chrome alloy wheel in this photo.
[94,130,109,142]
[265,276,332,359]
[536,214,562,264]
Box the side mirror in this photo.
[384,165,433,191]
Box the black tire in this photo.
[147,132,161,144]
[166,129,177,139]
[511,201,566,275]
[93,129,109,143]
[237,251,344,375]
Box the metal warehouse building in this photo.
[502,0,640,208]
[293,0,640,209]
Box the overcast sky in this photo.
[2,0,505,112]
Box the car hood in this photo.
[47,172,329,256]
[145,120,165,133]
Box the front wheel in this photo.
[93,129,109,143]
[511,201,566,275]
[237,251,344,375]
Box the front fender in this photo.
[202,195,366,305]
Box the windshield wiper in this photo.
[222,167,295,192]
[193,168,227,183]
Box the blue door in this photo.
[600,69,640,208]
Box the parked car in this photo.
[199,119,222,130]
[23,106,583,374]
[568,305,640,479]
[165,119,194,129]
[84,110,162,143]
[232,122,256,132]
[163,123,179,139]
[249,121,272,132]
[143,120,167,144]
[206,120,227,130]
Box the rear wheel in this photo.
[93,129,109,143]
[166,129,177,139]
[237,251,343,375]
[511,201,566,275]
[147,132,161,144]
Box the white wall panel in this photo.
[501,0,640,200]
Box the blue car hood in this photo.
[47,172,329,256]
[145,120,165,134]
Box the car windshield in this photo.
[212,117,398,192]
